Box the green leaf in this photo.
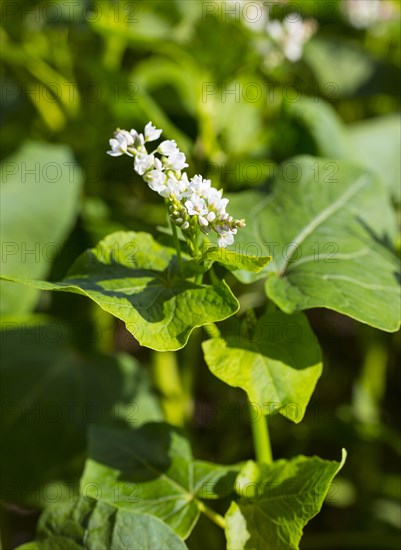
[284,98,401,205]
[134,56,198,119]
[202,247,271,272]
[0,317,162,507]
[96,509,188,550]
[304,38,375,97]
[202,311,322,422]
[284,96,350,158]
[80,423,239,539]
[23,497,188,549]
[0,141,82,315]
[185,246,271,276]
[90,3,176,45]
[349,114,401,202]
[225,450,347,550]
[38,496,92,546]
[1,231,239,351]
[228,157,400,332]
[212,75,267,156]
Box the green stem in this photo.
[152,351,186,427]
[195,499,226,530]
[170,219,182,269]
[180,328,202,421]
[92,306,115,353]
[193,226,200,258]
[248,401,273,465]
[352,328,388,424]
[181,329,201,393]
[209,266,219,286]
[204,322,221,339]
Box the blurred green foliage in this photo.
[1,1,400,549]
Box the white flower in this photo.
[266,20,283,41]
[285,17,316,61]
[134,154,155,175]
[163,151,189,171]
[107,129,135,157]
[136,133,145,147]
[180,172,190,186]
[117,129,134,144]
[144,121,162,142]
[209,189,229,213]
[129,129,139,141]
[217,231,235,248]
[160,176,188,200]
[107,138,126,157]
[144,169,166,193]
[189,175,212,197]
[266,14,316,63]
[342,0,396,28]
[158,140,179,156]
[185,194,208,217]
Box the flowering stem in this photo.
[107,123,245,252]
[169,218,182,269]
[193,225,201,259]
[248,400,273,465]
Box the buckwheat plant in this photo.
[108,122,245,254]
[4,119,400,550]
[222,1,317,66]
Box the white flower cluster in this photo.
[219,1,317,65]
[266,13,317,63]
[342,0,397,29]
[107,122,245,248]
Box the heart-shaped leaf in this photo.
[184,246,271,276]
[203,311,322,422]
[225,450,346,550]
[80,423,239,539]
[17,497,188,550]
[228,157,400,332]
[1,231,239,351]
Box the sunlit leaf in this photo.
[228,157,400,332]
[1,232,239,351]
[225,450,347,550]
[203,311,322,422]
